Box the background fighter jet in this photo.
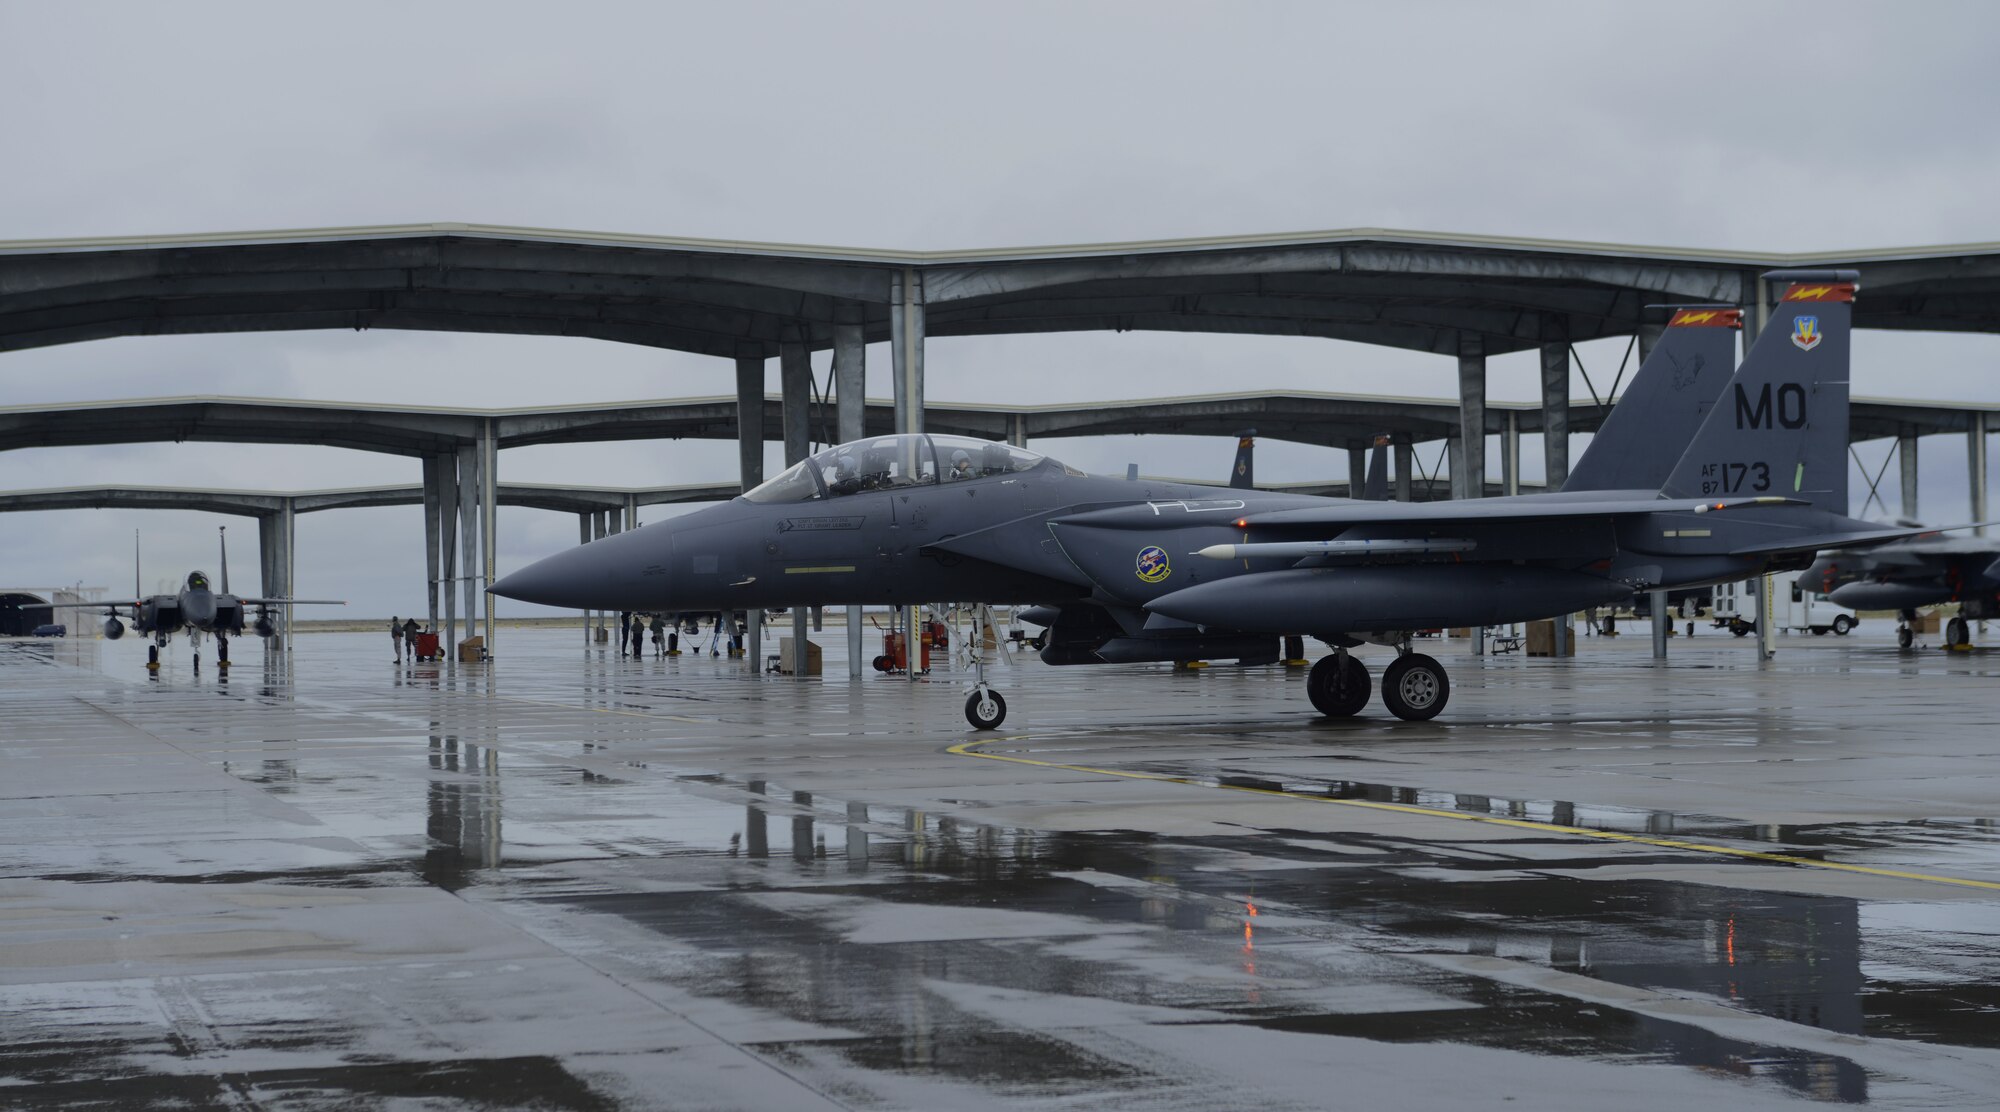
[496,270,1926,726]
[56,527,342,672]
[1803,534,2000,649]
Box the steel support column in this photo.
[1899,434,1920,520]
[781,342,814,677]
[1447,436,1465,500]
[280,498,295,650]
[736,350,766,673]
[1393,440,1413,502]
[1456,334,1485,500]
[890,270,926,683]
[455,442,480,659]
[1972,413,1989,537]
[890,270,925,437]
[1502,411,1520,497]
[1637,321,1665,363]
[833,313,866,680]
[438,452,458,654]
[1539,341,1569,492]
[833,313,865,446]
[1347,447,1366,498]
[780,339,812,465]
[481,420,497,656]
[578,513,591,648]
[422,455,442,630]
[1651,589,1669,660]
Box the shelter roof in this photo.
[5,224,1999,358]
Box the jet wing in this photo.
[46,599,142,610]
[234,598,346,606]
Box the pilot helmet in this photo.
[951,449,972,470]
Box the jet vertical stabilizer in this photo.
[1361,436,1390,501]
[1563,306,1739,493]
[1662,270,1857,514]
[1228,430,1255,489]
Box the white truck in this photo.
[1711,573,1859,637]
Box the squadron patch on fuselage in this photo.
[1135,545,1171,583]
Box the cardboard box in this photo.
[457,635,484,662]
[1910,612,1940,633]
[778,636,821,675]
[1526,619,1573,657]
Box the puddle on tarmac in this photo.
[549,812,1998,1103]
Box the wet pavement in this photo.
[3,625,1998,1109]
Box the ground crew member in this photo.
[390,616,403,662]
[618,611,631,657]
[651,616,665,657]
[402,616,421,659]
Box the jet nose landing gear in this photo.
[965,686,1007,730]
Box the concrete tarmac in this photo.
[3,624,1997,1109]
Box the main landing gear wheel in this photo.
[147,643,160,670]
[1946,616,1971,648]
[965,688,1007,730]
[1381,654,1449,721]
[1307,654,1370,718]
[1897,625,1914,649]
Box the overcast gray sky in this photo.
[3,0,1996,615]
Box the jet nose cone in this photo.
[491,527,669,610]
[490,545,593,608]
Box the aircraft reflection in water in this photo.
[55,527,341,673]
[423,733,502,891]
[1805,533,2000,649]
[497,270,1947,726]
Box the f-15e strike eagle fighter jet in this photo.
[56,527,342,672]
[1803,535,2000,649]
[495,269,1928,726]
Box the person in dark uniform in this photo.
[390,616,403,663]
[651,616,665,657]
[618,611,632,657]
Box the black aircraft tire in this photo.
[1381,654,1450,721]
[1947,617,1970,648]
[1898,626,1914,649]
[1833,615,1853,636]
[1306,654,1370,717]
[965,689,1007,730]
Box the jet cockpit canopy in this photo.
[186,571,211,591]
[744,434,1049,504]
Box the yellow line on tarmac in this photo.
[946,736,2000,893]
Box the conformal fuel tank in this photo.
[1145,564,1633,634]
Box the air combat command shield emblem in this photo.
[1792,315,1822,351]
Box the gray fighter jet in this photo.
[495,270,1921,726]
[54,527,342,672]
[1801,534,2000,649]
